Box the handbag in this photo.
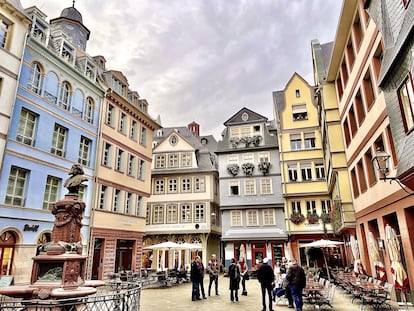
[244,272,250,280]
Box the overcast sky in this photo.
[20,0,342,140]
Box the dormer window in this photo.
[61,42,74,63]
[112,77,126,96]
[33,20,47,43]
[85,62,95,80]
[292,104,308,121]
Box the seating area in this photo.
[303,276,337,310]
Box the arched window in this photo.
[0,231,17,276]
[58,81,71,110]
[28,62,43,94]
[85,97,94,124]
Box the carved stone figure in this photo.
[64,164,87,195]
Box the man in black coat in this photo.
[286,259,306,311]
[257,258,275,311]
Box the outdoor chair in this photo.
[360,283,393,310]
[310,284,336,310]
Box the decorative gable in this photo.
[224,107,268,126]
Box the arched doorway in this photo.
[0,231,17,276]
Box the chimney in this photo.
[188,121,200,137]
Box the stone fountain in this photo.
[0,164,104,304]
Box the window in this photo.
[154,179,164,194]
[288,165,298,181]
[398,74,414,132]
[28,62,43,94]
[168,179,178,193]
[304,133,315,149]
[181,178,191,192]
[321,200,331,214]
[181,153,192,167]
[194,177,205,192]
[291,201,302,214]
[139,126,147,146]
[17,109,37,146]
[263,209,275,225]
[43,176,60,210]
[231,210,242,226]
[127,154,136,176]
[292,104,307,120]
[51,124,67,156]
[363,71,375,110]
[99,185,107,210]
[78,136,91,166]
[166,204,178,223]
[181,204,191,223]
[58,81,71,110]
[245,179,256,195]
[103,142,112,167]
[243,153,254,162]
[113,189,120,212]
[260,178,272,194]
[138,159,145,180]
[228,154,238,164]
[169,135,178,146]
[119,112,127,134]
[229,180,240,196]
[130,120,137,140]
[357,159,367,193]
[1,18,10,48]
[5,166,28,206]
[295,89,300,98]
[168,154,179,167]
[306,201,316,214]
[290,134,302,150]
[0,231,16,276]
[153,205,164,224]
[125,192,132,214]
[194,204,205,222]
[315,163,325,179]
[241,126,251,137]
[155,155,166,169]
[247,210,258,226]
[106,104,114,126]
[61,42,74,62]
[85,97,94,124]
[116,149,124,172]
[301,163,312,181]
[136,195,143,216]
[258,152,270,163]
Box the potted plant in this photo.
[241,163,255,175]
[227,164,240,176]
[252,135,262,146]
[307,213,319,224]
[290,212,305,225]
[229,137,239,148]
[320,212,331,223]
[258,161,271,175]
[240,136,253,147]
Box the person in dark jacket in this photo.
[228,258,241,302]
[286,259,306,311]
[257,257,275,311]
[190,256,202,301]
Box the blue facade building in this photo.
[0,4,104,283]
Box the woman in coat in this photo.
[228,258,241,302]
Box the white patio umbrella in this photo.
[144,241,182,250]
[350,235,363,275]
[178,242,202,250]
[367,231,386,281]
[385,225,408,290]
[300,239,343,281]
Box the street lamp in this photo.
[371,148,414,195]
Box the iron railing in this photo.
[0,282,141,311]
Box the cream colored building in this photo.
[89,63,160,279]
[0,0,30,172]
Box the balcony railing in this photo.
[0,282,141,311]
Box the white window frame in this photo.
[152,205,164,224]
[166,204,178,223]
[194,177,205,192]
[5,166,28,206]
[246,209,258,226]
[263,209,275,225]
[168,178,178,193]
[103,142,112,167]
[306,200,317,214]
[288,164,298,181]
[43,175,61,210]
[315,163,325,179]
[301,163,312,181]
[231,210,242,226]
[78,136,91,166]
[229,180,240,196]
[51,124,67,157]
[181,204,192,223]
[154,179,164,194]
[291,201,302,214]
[181,153,192,167]
[17,108,37,146]
[155,155,166,169]
[260,178,272,194]
[181,177,192,193]
[244,179,256,195]
[194,203,205,222]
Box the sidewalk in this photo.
[140,275,413,311]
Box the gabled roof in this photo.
[223,107,268,126]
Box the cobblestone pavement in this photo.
[140,275,412,311]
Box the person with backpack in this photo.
[207,254,220,296]
[228,258,241,302]
[257,257,275,311]
[286,259,306,311]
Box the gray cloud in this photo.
[21,0,342,139]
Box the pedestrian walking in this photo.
[239,256,249,295]
[286,259,306,311]
[228,258,241,302]
[257,257,275,311]
[207,254,220,296]
[190,256,202,301]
